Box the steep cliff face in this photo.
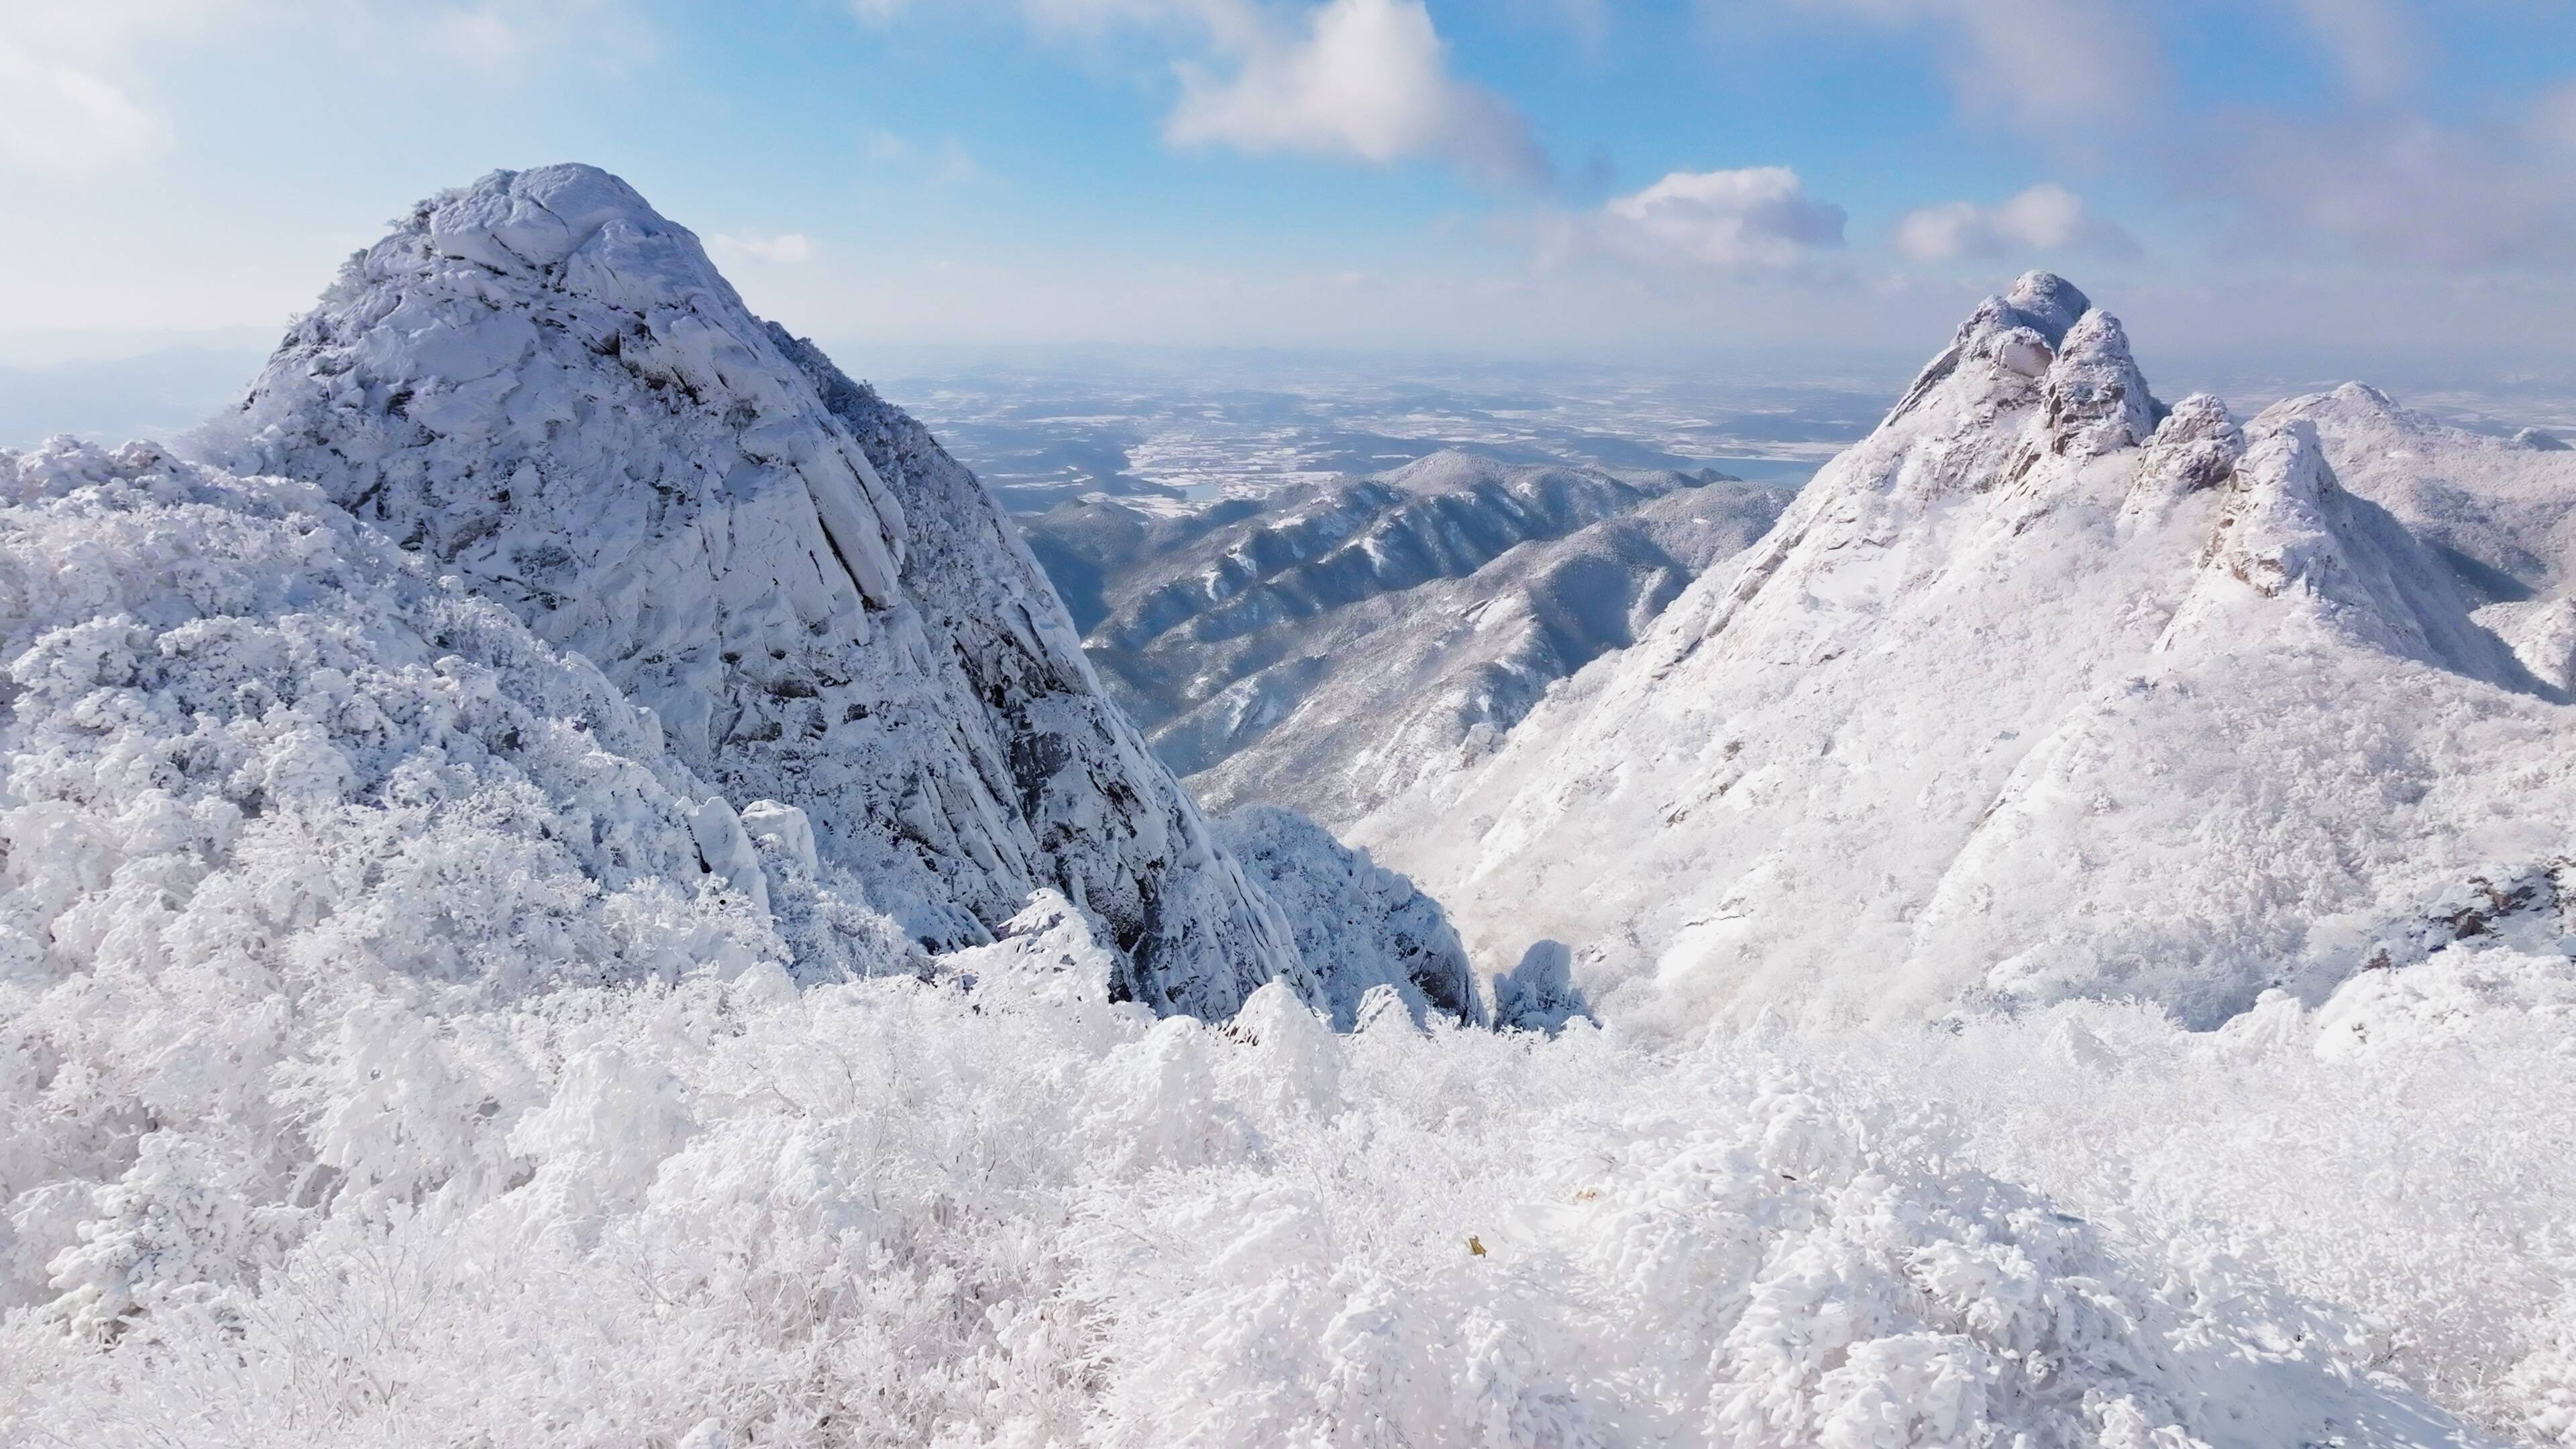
[1355,274,2576,1032]
[206,164,1307,1014]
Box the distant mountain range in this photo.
[1023,453,1788,824]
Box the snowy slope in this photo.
[0,634,2504,1444]
[203,164,1308,1016]
[1355,274,2576,1031]
[1211,804,1477,1026]
[2283,382,2576,690]
[1026,453,1788,822]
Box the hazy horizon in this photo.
[11,322,2572,484]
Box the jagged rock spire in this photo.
[1882,272,2160,462]
[2042,309,2157,458]
[2163,415,2539,687]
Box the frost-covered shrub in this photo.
[2,888,2514,1446]
[0,439,906,1333]
[1833,945,2576,1444]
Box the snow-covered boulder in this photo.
[205,164,1308,1016]
[1213,804,1479,1027]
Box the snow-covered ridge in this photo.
[1185,482,1789,821]
[1095,451,1730,655]
[2161,413,2540,688]
[1027,453,1788,822]
[204,164,1317,1016]
[1355,272,2576,1033]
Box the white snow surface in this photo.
[0,521,2538,1446]
[0,437,849,1328]
[202,164,1308,1017]
[1,435,2553,1449]
[1354,273,2576,1032]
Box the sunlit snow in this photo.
[2,170,2571,1448]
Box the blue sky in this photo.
[3,1,2573,367]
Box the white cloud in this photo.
[857,0,1545,184]
[2187,107,2576,268]
[1770,0,2567,277]
[713,233,818,265]
[408,1,657,73]
[2530,82,2576,155]
[422,9,525,67]
[0,36,156,175]
[2275,0,2414,99]
[1580,166,1847,270]
[1894,184,2137,261]
[1165,0,1544,182]
[0,0,653,178]
[1777,1,2421,135]
[857,129,982,185]
[932,136,981,185]
[1788,0,2161,138]
[1019,0,1263,47]
[0,1,223,175]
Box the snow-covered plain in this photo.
[1,170,2573,1446]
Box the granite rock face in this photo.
[211,164,1310,1014]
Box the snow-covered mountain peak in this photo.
[1354,271,2576,1034]
[2163,411,2542,689]
[2000,268,2092,337]
[417,163,688,277]
[2209,416,2349,595]
[1379,448,1521,494]
[202,164,1342,1015]
[235,162,908,672]
[1890,272,2086,407]
[1876,274,2161,494]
